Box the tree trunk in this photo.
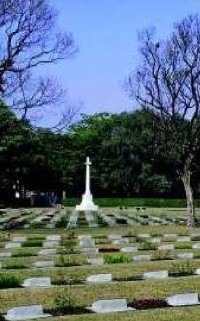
[181,169,195,227]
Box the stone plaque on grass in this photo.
[88,299,135,313]
[143,270,168,280]
[88,258,104,265]
[43,241,59,248]
[121,247,138,253]
[33,261,54,268]
[177,252,194,260]
[22,277,51,287]
[46,235,61,241]
[38,249,56,256]
[5,305,51,320]
[158,244,174,250]
[167,293,199,306]
[86,274,112,284]
[133,254,151,262]
[5,242,21,249]
[12,237,26,243]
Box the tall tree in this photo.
[0,0,76,122]
[128,14,200,226]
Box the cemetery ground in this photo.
[1,208,200,320]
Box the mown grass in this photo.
[2,210,200,321]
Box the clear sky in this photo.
[45,0,200,119]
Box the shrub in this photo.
[0,274,20,289]
[116,218,127,224]
[5,262,27,269]
[104,253,131,264]
[98,247,120,253]
[169,261,195,277]
[128,298,169,309]
[22,240,43,247]
[139,241,156,251]
[175,242,192,249]
[55,215,69,228]
[191,235,200,242]
[152,250,173,261]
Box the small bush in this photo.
[139,241,156,251]
[104,253,131,264]
[175,242,192,249]
[98,247,120,253]
[22,240,43,247]
[128,298,169,310]
[169,261,195,277]
[5,262,27,269]
[152,250,173,261]
[0,274,20,288]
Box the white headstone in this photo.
[5,305,51,320]
[12,237,26,243]
[108,235,122,241]
[177,253,194,260]
[46,235,61,241]
[80,247,98,255]
[177,236,191,242]
[121,247,138,253]
[43,241,59,248]
[89,299,135,313]
[88,258,104,265]
[163,233,177,238]
[86,274,112,284]
[113,238,129,246]
[22,277,51,287]
[5,242,21,249]
[149,237,161,244]
[33,261,54,268]
[192,243,200,249]
[0,252,12,257]
[38,249,56,256]
[195,268,200,275]
[137,234,150,239]
[158,244,174,250]
[133,255,151,262]
[143,270,168,280]
[167,293,199,306]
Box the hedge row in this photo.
[62,198,200,208]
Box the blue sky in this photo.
[45,0,200,119]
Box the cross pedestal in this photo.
[76,157,98,212]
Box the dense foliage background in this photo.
[1,102,200,205]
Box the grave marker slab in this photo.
[158,244,174,250]
[38,249,56,256]
[46,235,61,241]
[177,236,191,242]
[88,258,104,265]
[177,252,194,260]
[143,270,168,280]
[133,254,151,262]
[167,293,199,306]
[5,242,21,249]
[43,241,59,248]
[86,274,112,284]
[33,261,54,268]
[5,305,51,320]
[88,299,135,313]
[12,237,26,243]
[22,277,51,287]
[121,247,138,253]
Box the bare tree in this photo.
[128,14,200,226]
[0,0,76,122]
